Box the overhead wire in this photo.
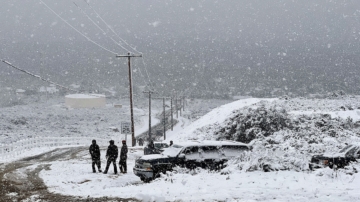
[1,59,79,92]
[41,0,156,93]
[83,0,142,55]
[72,1,148,87]
[72,1,131,54]
[140,56,155,91]
[39,0,118,55]
[83,0,155,90]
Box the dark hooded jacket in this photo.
[89,142,101,160]
[120,144,128,160]
[106,142,118,160]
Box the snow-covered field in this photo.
[37,146,360,202]
[2,95,360,201]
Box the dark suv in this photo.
[133,141,250,182]
[309,144,360,170]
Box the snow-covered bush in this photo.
[215,105,291,143]
[215,98,360,172]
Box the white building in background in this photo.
[15,89,26,94]
[39,84,58,94]
[65,94,106,108]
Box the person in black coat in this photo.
[119,140,128,173]
[138,138,144,146]
[103,140,118,174]
[89,139,102,173]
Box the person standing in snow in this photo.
[89,139,102,173]
[170,140,173,146]
[138,138,144,146]
[119,140,128,173]
[144,139,155,155]
[103,140,118,174]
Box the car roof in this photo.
[173,140,248,147]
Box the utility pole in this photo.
[116,53,142,147]
[153,97,170,140]
[183,96,185,111]
[179,97,182,116]
[170,97,173,131]
[143,90,155,141]
[163,97,166,140]
[175,92,179,118]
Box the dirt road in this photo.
[0,147,139,202]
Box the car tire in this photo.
[153,170,159,178]
[141,177,152,183]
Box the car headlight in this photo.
[143,163,152,171]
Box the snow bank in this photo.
[168,98,277,142]
[38,148,360,201]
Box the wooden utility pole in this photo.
[179,98,182,116]
[170,97,173,131]
[183,96,186,111]
[175,92,179,118]
[153,97,170,140]
[143,90,155,141]
[116,53,142,147]
[162,97,166,140]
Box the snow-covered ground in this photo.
[37,146,360,202]
[2,96,360,201]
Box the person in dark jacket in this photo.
[119,140,128,173]
[138,138,144,146]
[89,139,102,173]
[170,140,173,146]
[144,139,155,155]
[103,140,118,174]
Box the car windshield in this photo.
[346,146,359,157]
[154,143,169,149]
[339,145,353,153]
[161,144,183,157]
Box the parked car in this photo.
[309,144,360,170]
[134,140,250,182]
[144,141,169,155]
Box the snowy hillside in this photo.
[2,96,360,201]
[168,95,360,172]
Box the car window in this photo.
[154,143,169,149]
[340,145,353,153]
[162,146,183,157]
[222,145,249,157]
[183,146,199,160]
[199,146,220,159]
[346,147,358,157]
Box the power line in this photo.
[83,0,141,55]
[72,2,148,88]
[140,56,155,90]
[1,59,78,92]
[39,0,118,55]
[73,2,131,54]
[81,1,154,90]
[42,0,156,94]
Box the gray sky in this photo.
[1,0,360,97]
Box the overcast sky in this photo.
[1,0,360,96]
